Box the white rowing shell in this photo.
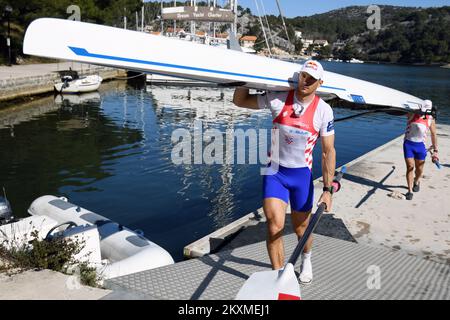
[24,18,425,111]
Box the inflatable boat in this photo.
[54,74,103,93]
[0,195,174,279]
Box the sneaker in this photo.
[299,253,313,285]
[405,192,413,200]
[299,271,313,285]
[413,183,420,192]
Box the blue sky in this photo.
[158,1,450,18]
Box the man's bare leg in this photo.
[414,159,426,190]
[291,210,313,283]
[405,158,415,197]
[263,198,288,270]
[291,211,313,252]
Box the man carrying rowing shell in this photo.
[403,100,438,200]
[233,60,336,284]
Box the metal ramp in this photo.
[104,233,450,300]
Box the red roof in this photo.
[215,33,229,39]
[240,36,257,41]
[166,27,185,33]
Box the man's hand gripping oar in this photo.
[428,146,441,169]
[235,167,346,300]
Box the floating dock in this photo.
[104,124,450,300]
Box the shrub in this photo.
[0,230,101,287]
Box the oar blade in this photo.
[235,263,301,300]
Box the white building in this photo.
[302,39,314,49]
[240,35,257,49]
[314,40,329,47]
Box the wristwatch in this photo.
[323,186,334,195]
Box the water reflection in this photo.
[55,92,101,106]
[149,86,254,123]
[0,82,144,217]
[0,96,59,134]
[146,85,262,229]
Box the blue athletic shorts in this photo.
[263,164,314,212]
[403,140,427,161]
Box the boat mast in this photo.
[254,0,272,56]
[275,0,291,45]
[160,0,164,32]
[173,0,176,33]
[225,0,238,35]
[124,7,127,29]
[208,0,211,37]
[233,0,238,35]
[136,11,139,31]
[213,0,217,38]
[141,2,145,32]
[191,0,196,35]
[260,0,275,48]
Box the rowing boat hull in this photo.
[24,18,426,111]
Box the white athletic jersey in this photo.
[405,114,433,143]
[258,90,335,169]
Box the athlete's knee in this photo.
[267,220,284,239]
[293,218,309,231]
[292,211,310,225]
[290,213,311,239]
[298,218,310,229]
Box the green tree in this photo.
[294,39,303,54]
[317,45,332,59]
[340,43,357,61]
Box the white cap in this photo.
[300,60,324,80]
[422,99,432,113]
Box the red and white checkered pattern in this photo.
[270,91,320,169]
[305,133,319,170]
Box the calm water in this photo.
[0,63,449,261]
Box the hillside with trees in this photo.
[244,5,450,64]
[356,8,450,64]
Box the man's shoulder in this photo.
[317,97,331,107]
[316,98,333,114]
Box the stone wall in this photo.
[0,67,124,102]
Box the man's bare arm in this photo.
[430,119,438,151]
[233,88,259,110]
[318,134,336,212]
[321,135,336,188]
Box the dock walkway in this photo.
[106,232,449,300]
[105,124,450,300]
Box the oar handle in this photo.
[287,167,346,266]
[428,147,441,169]
[287,203,326,266]
[433,159,441,169]
[331,166,346,193]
